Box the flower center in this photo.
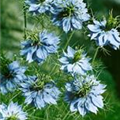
[30,74,52,91]
[4,71,14,79]
[58,6,74,19]
[76,82,92,97]
[100,24,112,32]
[0,56,14,79]
[6,116,18,120]
[37,0,45,4]
[73,50,82,63]
[32,40,41,46]
[27,32,43,46]
[31,81,45,91]
[100,15,118,31]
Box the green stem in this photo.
[92,47,100,65]
[23,4,27,39]
[9,91,21,102]
[64,31,75,50]
[63,111,70,120]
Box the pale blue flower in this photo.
[59,46,92,76]
[25,0,53,15]
[20,76,61,109]
[65,75,106,116]
[0,102,27,120]
[51,0,90,33]
[20,30,60,63]
[87,19,120,50]
[0,61,26,94]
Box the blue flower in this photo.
[20,75,61,109]
[20,30,60,63]
[65,75,106,116]
[0,102,27,120]
[59,46,92,76]
[0,61,27,94]
[25,0,53,15]
[87,19,120,50]
[50,0,90,33]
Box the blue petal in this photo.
[91,95,104,108]
[63,18,71,33]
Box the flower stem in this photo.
[9,91,21,102]
[63,111,70,120]
[92,47,100,65]
[64,31,75,50]
[23,4,27,39]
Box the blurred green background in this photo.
[1,0,120,120]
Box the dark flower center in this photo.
[28,33,43,46]
[4,71,14,79]
[100,25,112,32]
[75,82,91,97]
[1,65,14,79]
[32,40,40,46]
[30,74,52,91]
[37,0,45,4]
[0,53,12,78]
[72,50,82,63]
[100,15,118,31]
[58,6,74,19]
[30,81,45,91]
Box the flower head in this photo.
[25,0,53,15]
[20,30,60,63]
[59,46,92,76]
[51,0,90,33]
[65,75,106,116]
[0,102,27,120]
[0,59,26,94]
[87,19,120,50]
[20,75,60,109]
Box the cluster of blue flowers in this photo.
[50,0,90,33]
[25,0,120,49]
[58,45,106,115]
[25,0,90,33]
[1,0,120,119]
